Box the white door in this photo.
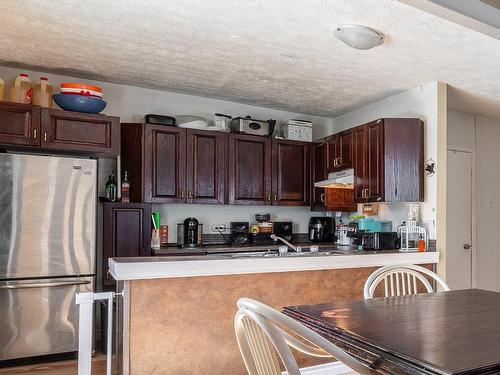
[446,149,473,289]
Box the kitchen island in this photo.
[110,250,439,375]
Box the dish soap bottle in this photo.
[9,73,33,104]
[33,77,53,108]
[105,171,118,202]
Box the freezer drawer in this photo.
[0,277,93,361]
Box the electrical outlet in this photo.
[211,224,227,232]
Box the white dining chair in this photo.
[363,264,450,299]
[234,297,377,375]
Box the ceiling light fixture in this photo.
[334,24,384,50]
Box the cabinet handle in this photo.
[44,132,47,142]
[266,193,271,202]
[320,193,325,203]
[274,193,277,202]
[33,129,37,139]
[338,157,342,166]
[333,159,337,167]
[188,191,193,199]
[179,189,185,199]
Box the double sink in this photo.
[219,248,347,259]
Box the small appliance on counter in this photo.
[336,222,357,246]
[230,222,250,245]
[230,116,275,137]
[177,217,203,248]
[362,232,400,250]
[144,114,176,126]
[273,221,292,241]
[308,217,335,243]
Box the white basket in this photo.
[400,221,427,252]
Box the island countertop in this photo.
[109,250,439,281]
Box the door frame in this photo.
[446,146,476,288]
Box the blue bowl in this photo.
[53,94,107,114]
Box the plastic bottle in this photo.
[0,77,4,101]
[33,77,53,108]
[9,73,33,104]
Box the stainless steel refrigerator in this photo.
[0,153,96,362]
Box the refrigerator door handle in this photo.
[0,280,91,290]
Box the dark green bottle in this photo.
[105,171,118,202]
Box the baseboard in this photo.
[282,361,353,375]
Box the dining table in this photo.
[283,289,500,375]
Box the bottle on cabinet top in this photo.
[121,171,130,203]
[9,73,33,104]
[33,77,53,108]
[105,171,118,202]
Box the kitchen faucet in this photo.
[270,234,298,252]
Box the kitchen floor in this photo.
[0,354,109,375]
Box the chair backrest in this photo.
[235,297,376,375]
[363,264,450,299]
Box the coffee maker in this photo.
[308,217,335,243]
[177,217,203,247]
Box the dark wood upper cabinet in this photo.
[0,102,40,147]
[145,125,186,203]
[352,118,424,203]
[353,125,367,202]
[337,130,353,169]
[41,109,119,155]
[326,134,337,172]
[228,133,272,205]
[272,139,309,206]
[186,130,225,204]
[366,120,383,202]
[0,102,119,156]
[122,124,226,204]
[102,202,151,289]
[311,142,327,211]
[326,129,353,172]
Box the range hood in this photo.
[314,169,354,189]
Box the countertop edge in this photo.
[109,252,440,281]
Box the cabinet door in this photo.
[0,102,40,146]
[272,139,309,206]
[144,125,186,203]
[228,134,272,205]
[337,129,353,169]
[102,203,152,289]
[326,134,338,172]
[353,126,367,202]
[366,121,384,202]
[311,142,327,211]
[186,129,225,204]
[41,109,119,155]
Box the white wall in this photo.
[0,65,335,139]
[447,109,500,292]
[331,83,443,230]
[0,65,334,239]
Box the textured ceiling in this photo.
[0,0,499,117]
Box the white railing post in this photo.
[76,291,117,375]
[76,292,94,375]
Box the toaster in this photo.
[230,116,273,136]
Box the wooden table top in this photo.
[283,289,500,375]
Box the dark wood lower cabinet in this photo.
[102,202,151,289]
